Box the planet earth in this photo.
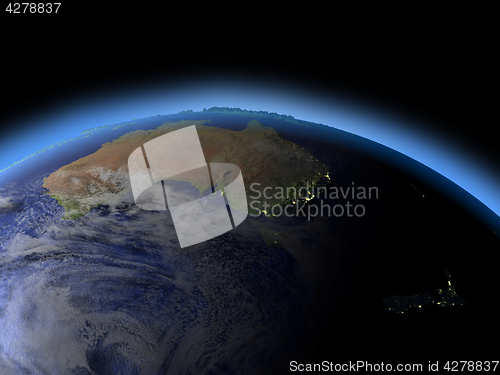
[0,107,498,374]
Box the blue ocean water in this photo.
[0,115,316,374]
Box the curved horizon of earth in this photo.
[0,108,498,374]
[2,107,498,232]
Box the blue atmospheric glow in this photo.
[1,74,499,223]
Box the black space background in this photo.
[1,7,497,180]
